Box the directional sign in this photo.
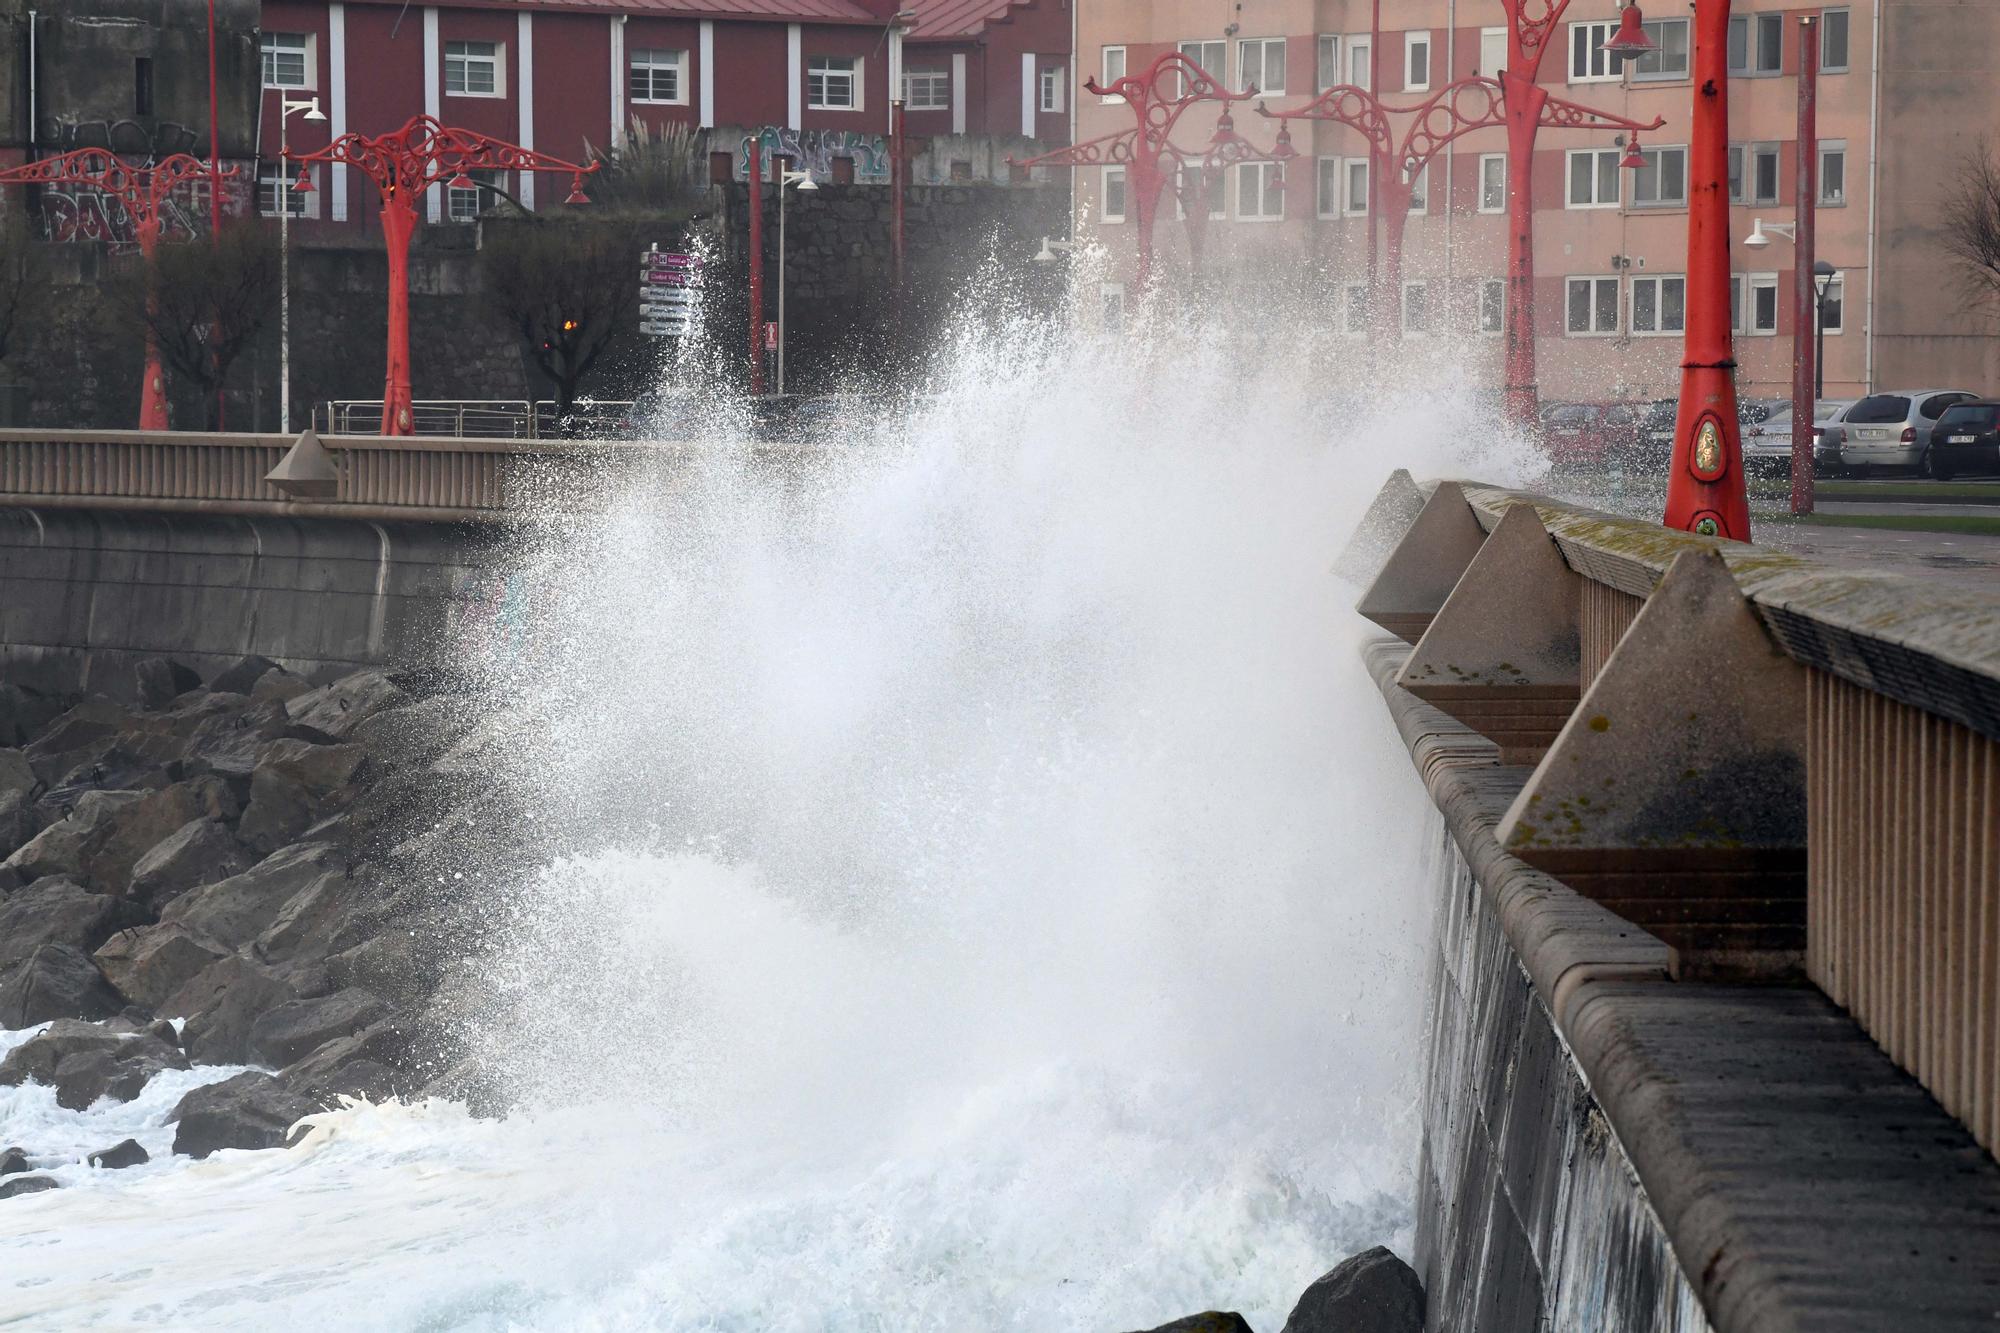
[641,318,693,338]
[643,269,702,288]
[643,250,699,270]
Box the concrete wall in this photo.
[0,507,499,698]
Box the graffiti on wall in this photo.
[735,127,891,183]
[37,118,203,159]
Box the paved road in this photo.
[1755,522,2000,590]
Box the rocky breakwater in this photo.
[0,655,502,1195]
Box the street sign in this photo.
[641,318,693,337]
[640,249,702,336]
[640,287,696,306]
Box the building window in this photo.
[1630,274,1686,335]
[1632,18,1690,80]
[1405,32,1430,92]
[1100,45,1126,97]
[808,56,860,110]
[257,162,312,218]
[444,40,501,97]
[903,69,949,110]
[1821,9,1850,72]
[1740,273,1779,334]
[1567,275,1620,335]
[1316,35,1341,92]
[1176,163,1226,220]
[1039,64,1065,113]
[1237,160,1283,221]
[1402,281,1429,335]
[262,33,312,89]
[1101,165,1126,223]
[1405,163,1429,214]
[1817,272,1845,334]
[1346,35,1372,91]
[1178,39,1227,96]
[1567,148,1620,208]
[630,49,687,105]
[1751,143,1780,204]
[1478,154,1506,212]
[1819,142,1847,206]
[1100,282,1125,333]
[1317,157,1343,219]
[1345,158,1369,216]
[1479,279,1505,334]
[1343,283,1369,335]
[134,57,153,116]
[446,169,502,221]
[1568,21,1619,82]
[1237,37,1285,94]
[1727,13,1783,76]
[1478,27,1506,76]
[1633,145,1687,208]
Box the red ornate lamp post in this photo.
[0,150,233,430]
[287,116,595,436]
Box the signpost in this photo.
[640,246,702,339]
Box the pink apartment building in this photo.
[1066,1,2000,404]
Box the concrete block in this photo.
[1357,481,1487,645]
[1334,468,1427,586]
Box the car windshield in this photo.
[1738,401,1778,425]
[1939,404,2000,429]
[1814,400,1851,422]
[1847,394,1913,424]
[1762,408,1794,429]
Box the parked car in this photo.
[1741,399,1858,477]
[1837,389,1982,475]
[1926,400,2000,479]
[1614,399,1680,475]
[1537,401,1640,471]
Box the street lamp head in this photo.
[797,176,819,192]
[292,167,314,194]
[1743,218,1773,249]
[1033,238,1058,265]
[446,171,477,191]
[563,174,591,205]
[1619,133,1646,171]
[1603,2,1657,62]
[1813,259,1837,277]
[303,97,326,123]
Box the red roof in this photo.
[353,0,889,20]
[905,0,1030,41]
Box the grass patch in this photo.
[1818,479,2000,499]
[1768,512,2000,536]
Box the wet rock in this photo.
[50,746,178,797]
[94,923,231,1012]
[128,817,255,913]
[0,748,36,809]
[175,956,299,1064]
[208,656,284,696]
[0,1175,57,1199]
[4,777,235,895]
[87,1138,149,1169]
[0,1018,125,1084]
[22,699,142,781]
[0,943,124,1027]
[0,877,146,972]
[283,1019,418,1102]
[286,670,405,741]
[247,988,387,1067]
[237,768,322,854]
[419,1056,509,1119]
[134,658,202,710]
[0,1146,25,1175]
[0,1018,188,1110]
[161,841,342,951]
[1280,1247,1425,1333]
[255,738,367,799]
[0,803,36,863]
[251,672,312,705]
[169,1072,322,1158]
[178,700,292,778]
[1126,1315,1256,1333]
[1,790,146,883]
[351,696,469,769]
[0,682,65,747]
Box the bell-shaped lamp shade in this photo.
[1271,122,1298,163]
[302,98,327,122]
[292,168,314,194]
[1619,134,1646,170]
[1602,3,1656,62]
[446,172,477,191]
[563,175,592,205]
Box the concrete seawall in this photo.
[0,507,499,698]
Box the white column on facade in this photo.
[1020,51,1035,137]
[422,7,440,222]
[517,12,535,209]
[699,20,716,128]
[787,24,803,129]
[887,26,902,133]
[328,2,349,221]
[610,16,627,148]
[950,52,966,135]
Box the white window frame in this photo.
[1816,271,1845,335]
[1345,34,1373,91]
[1316,156,1343,220]
[807,55,862,112]
[1568,20,1619,83]
[1632,144,1688,209]
[1727,13,1784,77]
[1478,27,1507,76]
[1566,274,1621,336]
[444,39,503,98]
[1478,278,1506,335]
[1344,157,1369,216]
[1174,162,1225,221]
[1746,272,1780,335]
[261,32,314,90]
[257,162,317,219]
[903,68,949,110]
[1236,160,1284,222]
[1405,162,1430,214]
[1316,34,1341,92]
[1631,18,1691,81]
[1039,63,1065,113]
[1566,147,1621,209]
[1238,37,1286,95]
[1820,8,1851,73]
[1818,141,1848,207]
[1629,273,1687,335]
[1402,279,1429,336]
[629,48,688,106]
[446,168,502,222]
[1404,31,1431,92]
[1099,45,1126,100]
[1178,40,1227,96]
[1747,141,1781,205]
[1342,283,1370,336]
[1100,165,1127,223]
[1478,154,1507,213]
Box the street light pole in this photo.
[776,167,816,397]
[278,96,325,434]
[1790,14,1819,517]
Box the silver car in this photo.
[1741,399,1857,476]
[1839,389,1982,474]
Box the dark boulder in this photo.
[0,877,147,972]
[0,748,35,809]
[208,656,284,696]
[94,923,231,1011]
[87,1138,149,1169]
[0,943,124,1027]
[0,1018,189,1110]
[0,1146,25,1174]
[134,658,203,710]
[174,956,300,1064]
[0,1018,124,1083]
[4,777,236,895]
[50,746,178,797]
[1280,1247,1424,1333]
[0,1175,57,1199]
[251,672,312,705]
[1126,1315,1256,1333]
[127,816,255,913]
[169,1072,322,1158]
[283,1018,419,1102]
[247,988,388,1067]
[237,768,322,853]
[286,671,405,741]
[0,682,65,747]
[255,738,367,799]
[177,700,292,778]
[2,790,146,883]
[161,841,342,952]
[22,698,142,780]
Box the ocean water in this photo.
[0,298,1536,1330]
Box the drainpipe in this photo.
[1863,0,1881,394]
[1444,0,1455,287]
[27,10,37,157]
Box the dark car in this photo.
[1927,400,2000,479]
[1617,398,1679,475]
[1538,401,1640,471]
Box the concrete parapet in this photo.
[1357,481,1486,645]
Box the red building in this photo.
[255,0,1073,224]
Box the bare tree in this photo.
[0,212,47,366]
[1939,141,2000,314]
[104,221,279,428]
